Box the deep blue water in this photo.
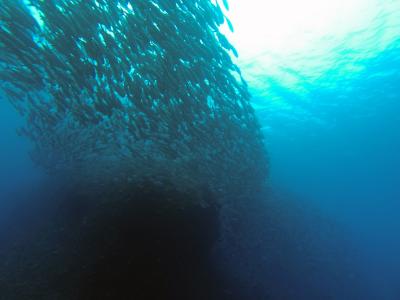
[1,0,400,299]
[225,0,400,298]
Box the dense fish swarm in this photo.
[0,0,268,200]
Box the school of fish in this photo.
[0,0,268,201]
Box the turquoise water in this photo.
[226,0,400,298]
[1,0,400,298]
[233,0,400,215]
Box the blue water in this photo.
[224,0,400,298]
[1,0,400,299]
[0,99,43,198]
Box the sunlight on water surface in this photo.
[223,0,400,101]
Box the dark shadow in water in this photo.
[0,182,244,300]
[2,180,372,300]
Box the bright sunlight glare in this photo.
[222,0,395,59]
[220,0,400,95]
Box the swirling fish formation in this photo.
[0,0,268,200]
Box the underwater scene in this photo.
[0,0,399,299]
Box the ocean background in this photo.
[1,0,400,299]
[222,0,400,298]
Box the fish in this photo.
[0,0,268,200]
[225,17,234,33]
[222,0,230,11]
